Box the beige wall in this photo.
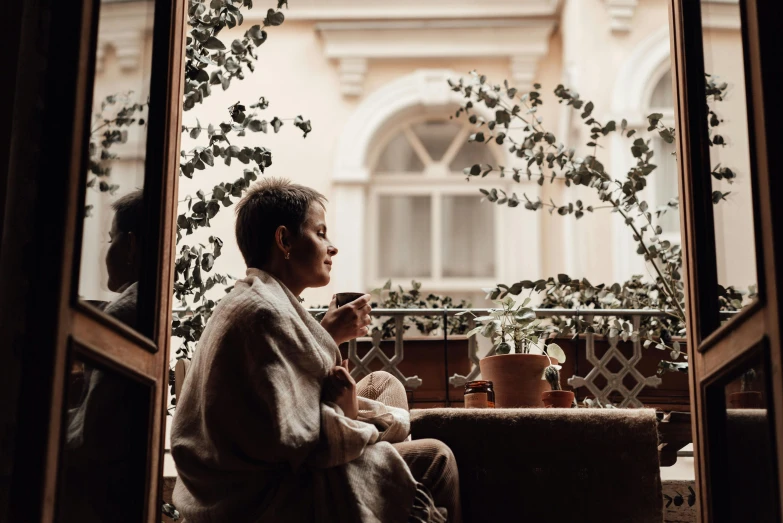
[176,19,558,307]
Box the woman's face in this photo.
[105,216,138,293]
[288,204,338,289]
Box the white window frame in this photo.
[331,70,542,297]
[366,115,507,293]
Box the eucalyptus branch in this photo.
[169,1,311,385]
[614,205,686,321]
[447,72,742,375]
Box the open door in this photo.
[1,0,184,521]
[671,0,783,521]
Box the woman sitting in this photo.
[171,178,461,522]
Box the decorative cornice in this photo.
[248,0,560,21]
[95,2,154,73]
[604,0,638,33]
[317,19,557,96]
[338,58,368,97]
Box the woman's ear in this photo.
[274,225,291,254]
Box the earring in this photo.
[285,251,290,260]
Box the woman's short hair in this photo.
[111,189,144,235]
[235,178,327,268]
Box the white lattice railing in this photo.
[302,308,734,408]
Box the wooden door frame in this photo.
[0,0,184,521]
[2,1,101,519]
[670,0,783,520]
[743,0,783,513]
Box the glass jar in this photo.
[464,380,495,408]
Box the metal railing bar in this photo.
[173,306,739,318]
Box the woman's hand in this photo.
[320,294,372,345]
[322,360,358,420]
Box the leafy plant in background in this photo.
[311,280,473,338]
[170,0,312,370]
[494,274,686,368]
[85,92,148,216]
[460,296,567,364]
[370,280,473,337]
[449,71,751,374]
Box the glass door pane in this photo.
[59,347,152,522]
[707,346,777,522]
[700,0,759,321]
[77,0,156,334]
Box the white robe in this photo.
[171,269,443,522]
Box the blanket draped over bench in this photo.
[170,269,443,522]
[411,408,663,523]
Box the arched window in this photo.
[368,116,501,299]
[648,69,679,239]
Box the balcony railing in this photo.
[304,307,738,408]
[173,306,736,408]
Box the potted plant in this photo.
[728,369,763,409]
[542,365,575,408]
[463,297,566,407]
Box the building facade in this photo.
[85,0,754,309]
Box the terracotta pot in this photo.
[729,391,763,409]
[542,390,575,408]
[480,354,551,407]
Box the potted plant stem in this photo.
[463,297,566,407]
[542,365,575,408]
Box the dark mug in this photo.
[335,292,366,308]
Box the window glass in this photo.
[378,195,432,278]
[441,195,495,277]
[375,131,425,173]
[412,121,462,162]
[449,139,497,173]
[373,118,501,287]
